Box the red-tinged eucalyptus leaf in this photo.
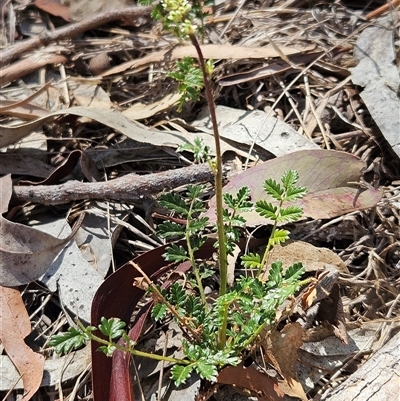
[217,365,284,401]
[0,286,44,401]
[204,149,383,225]
[0,175,83,286]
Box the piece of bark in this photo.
[12,163,214,205]
[320,331,400,401]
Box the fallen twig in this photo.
[0,54,68,86]
[366,0,400,20]
[12,163,214,205]
[0,6,151,68]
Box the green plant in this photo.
[167,57,214,111]
[49,0,311,389]
[50,170,309,384]
[241,170,307,274]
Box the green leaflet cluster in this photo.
[147,169,308,384]
[48,169,308,386]
[150,261,306,384]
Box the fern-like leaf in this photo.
[159,193,188,216]
[171,364,194,385]
[158,221,185,238]
[241,253,262,269]
[263,179,284,200]
[48,326,93,354]
[187,217,209,234]
[281,170,299,188]
[267,261,283,288]
[278,206,304,223]
[169,282,187,307]
[163,243,189,262]
[98,317,126,340]
[195,360,218,382]
[269,229,290,245]
[284,262,305,281]
[255,200,277,220]
[187,184,204,199]
[151,303,168,321]
[285,186,307,201]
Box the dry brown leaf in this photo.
[264,323,307,401]
[0,154,55,178]
[218,52,322,86]
[0,100,50,120]
[217,365,284,401]
[122,93,181,120]
[301,284,318,310]
[34,0,71,21]
[0,107,238,156]
[260,240,348,281]
[19,149,102,185]
[69,81,113,109]
[101,44,316,77]
[0,346,91,390]
[0,81,52,119]
[350,17,400,158]
[0,286,44,400]
[301,267,348,344]
[0,175,83,286]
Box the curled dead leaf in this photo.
[133,277,150,291]
[0,175,84,286]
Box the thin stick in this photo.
[304,74,330,149]
[366,0,400,20]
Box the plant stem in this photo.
[241,278,312,349]
[90,331,191,365]
[189,33,228,349]
[258,198,284,276]
[186,234,207,305]
[130,261,203,343]
[186,198,207,307]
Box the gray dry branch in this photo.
[0,6,151,68]
[12,163,214,205]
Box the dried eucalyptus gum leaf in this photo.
[192,105,319,157]
[0,175,83,287]
[263,240,348,279]
[350,17,400,158]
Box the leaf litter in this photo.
[1,0,400,400]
